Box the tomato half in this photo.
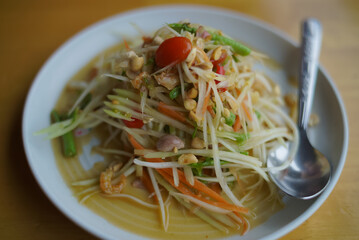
[155,37,192,68]
[122,118,144,128]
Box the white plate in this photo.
[22,5,349,240]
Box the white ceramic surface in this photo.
[22,5,349,240]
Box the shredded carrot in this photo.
[157,169,248,213]
[141,169,158,202]
[208,182,221,195]
[158,102,187,123]
[235,88,241,97]
[201,89,212,115]
[129,135,249,214]
[142,36,152,44]
[233,115,241,132]
[123,38,130,50]
[160,168,225,203]
[128,134,144,150]
[207,105,215,118]
[241,102,252,121]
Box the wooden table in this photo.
[1,0,358,239]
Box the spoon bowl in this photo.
[267,18,332,199]
[268,129,331,199]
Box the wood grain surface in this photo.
[0,0,358,239]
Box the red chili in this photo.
[122,118,144,128]
[214,65,227,92]
[214,65,225,75]
[155,37,192,68]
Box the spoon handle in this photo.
[298,19,322,130]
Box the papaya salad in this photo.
[36,22,299,236]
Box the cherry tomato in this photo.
[211,51,227,66]
[155,37,192,68]
[122,118,144,128]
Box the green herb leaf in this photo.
[255,110,261,120]
[235,133,250,144]
[225,112,236,126]
[168,23,197,34]
[190,157,228,176]
[169,86,181,100]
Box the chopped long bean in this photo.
[210,33,251,56]
[51,110,77,157]
[168,23,251,56]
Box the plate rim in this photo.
[22,4,349,240]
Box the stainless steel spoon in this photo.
[267,19,332,199]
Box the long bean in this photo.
[210,33,251,56]
[168,23,251,56]
[51,110,77,157]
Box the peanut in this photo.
[178,154,198,165]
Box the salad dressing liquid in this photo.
[52,43,282,239]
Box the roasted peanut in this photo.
[212,46,223,61]
[187,88,198,99]
[130,56,144,72]
[178,153,198,165]
[191,137,205,149]
[184,99,197,111]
